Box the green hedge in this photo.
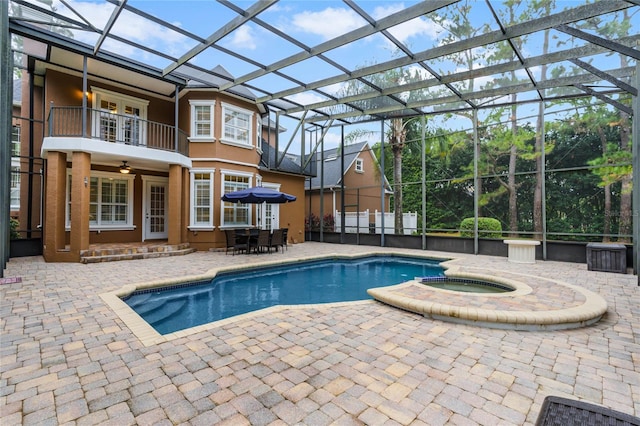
[459,217,503,239]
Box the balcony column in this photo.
[43,151,67,261]
[168,164,183,245]
[70,151,91,260]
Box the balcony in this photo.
[48,106,189,157]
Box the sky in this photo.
[37,0,640,152]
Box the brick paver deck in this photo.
[1,242,638,425]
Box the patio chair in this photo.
[281,228,288,250]
[224,229,247,255]
[254,230,271,254]
[269,228,284,253]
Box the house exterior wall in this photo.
[305,145,390,229]
[28,65,306,261]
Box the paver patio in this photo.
[1,242,638,425]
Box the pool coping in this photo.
[100,251,608,346]
[368,257,608,331]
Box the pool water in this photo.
[124,255,444,335]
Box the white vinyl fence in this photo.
[334,210,417,235]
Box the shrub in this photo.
[459,217,502,239]
[10,218,20,240]
[305,213,335,232]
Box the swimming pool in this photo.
[123,255,444,334]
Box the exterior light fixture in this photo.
[119,161,131,174]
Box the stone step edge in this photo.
[80,243,192,257]
[81,248,196,264]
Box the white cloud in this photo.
[291,7,363,41]
[226,25,257,50]
[288,91,329,106]
[372,4,440,45]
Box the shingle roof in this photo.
[260,140,315,177]
[180,65,257,100]
[308,141,369,189]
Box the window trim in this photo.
[355,158,364,173]
[189,169,216,230]
[189,100,216,142]
[91,87,149,145]
[220,169,253,228]
[65,170,135,231]
[220,102,253,148]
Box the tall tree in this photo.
[429,0,490,216]
[530,0,555,238]
[581,8,634,242]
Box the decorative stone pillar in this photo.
[70,151,91,261]
[168,164,182,245]
[43,151,67,261]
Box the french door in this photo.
[144,179,168,240]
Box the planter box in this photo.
[586,243,627,274]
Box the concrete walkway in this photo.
[1,242,638,425]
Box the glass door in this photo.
[144,180,168,240]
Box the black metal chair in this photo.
[224,229,248,255]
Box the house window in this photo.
[256,116,262,151]
[190,170,215,229]
[221,171,252,227]
[10,167,20,210]
[221,103,252,147]
[66,171,134,229]
[355,158,364,173]
[91,87,149,145]
[11,125,20,157]
[189,100,215,141]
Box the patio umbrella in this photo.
[221,186,296,204]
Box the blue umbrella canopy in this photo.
[221,186,297,204]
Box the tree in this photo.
[580,8,634,242]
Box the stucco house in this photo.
[16,44,312,262]
[305,142,391,231]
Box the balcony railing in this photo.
[48,106,189,156]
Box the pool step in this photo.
[81,243,196,264]
[142,299,188,327]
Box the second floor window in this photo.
[221,103,252,147]
[355,158,364,173]
[189,100,215,141]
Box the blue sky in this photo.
[46,0,639,151]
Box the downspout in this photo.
[82,56,87,137]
